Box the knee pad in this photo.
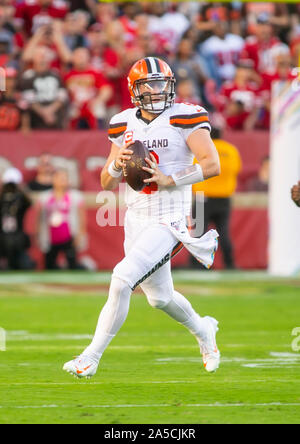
[109,275,130,296]
[112,257,143,289]
[141,280,173,309]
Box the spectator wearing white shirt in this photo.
[199,21,244,87]
[147,2,189,55]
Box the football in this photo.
[123,140,152,191]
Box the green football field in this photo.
[0,270,299,424]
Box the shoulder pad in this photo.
[169,103,209,128]
[108,109,133,138]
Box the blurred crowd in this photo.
[0,0,299,132]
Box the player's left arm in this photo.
[186,128,220,180]
[143,129,220,187]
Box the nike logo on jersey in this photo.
[142,139,168,149]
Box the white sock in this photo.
[84,276,132,359]
[161,290,208,340]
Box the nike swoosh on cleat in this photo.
[76,365,92,375]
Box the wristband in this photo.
[108,160,123,178]
[171,164,204,186]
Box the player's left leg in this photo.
[63,223,180,378]
[140,263,220,372]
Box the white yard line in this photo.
[0,270,299,286]
[3,344,200,351]
[0,377,293,386]
[0,381,200,386]
[0,402,299,409]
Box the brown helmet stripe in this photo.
[144,57,152,73]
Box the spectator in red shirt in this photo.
[64,47,112,129]
[256,45,297,130]
[216,60,262,130]
[15,0,69,37]
[241,12,281,74]
[88,24,120,72]
[261,44,297,91]
[0,67,22,131]
[104,19,144,111]
[87,23,122,115]
[117,2,143,47]
[0,32,10,67]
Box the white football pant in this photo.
[84,210,209,359]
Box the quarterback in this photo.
[63,57,221,378]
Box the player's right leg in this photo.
[63,274,132,378]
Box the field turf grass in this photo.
[0,270,299,424]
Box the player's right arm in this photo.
[291,181,300,207]
[101,142,133,191]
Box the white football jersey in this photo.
[108,102,211,220]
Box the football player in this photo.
[63,57,221,378]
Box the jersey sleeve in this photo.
[107,113,128,148]
[169,104,211,141]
